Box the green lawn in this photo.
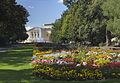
[0,44,120,83]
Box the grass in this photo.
[0,44,120,83]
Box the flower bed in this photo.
[31,48,120,80]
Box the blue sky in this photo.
[16,0,67,30]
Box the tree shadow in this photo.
[0,69,35,83]
[0,49,32,67]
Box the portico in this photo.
[24,24,52,43]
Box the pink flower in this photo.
[31,60,40,64]
[92,64,97,67]
[41,60,45,63]
[31,60,36,64]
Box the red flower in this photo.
[108,62,120,68]
[63,58,74,62]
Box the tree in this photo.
[101,0,120,46]
[50,19,63,43]
[63,0,77,7]
[0,0,29,45]
[61,0,106,45]
[51,0,120,46]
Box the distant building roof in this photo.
[42,24,53,29]
[27,24,53,32]
[27,27,40,32]
[43,24,53,26]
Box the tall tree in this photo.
[50,19,63,43]
[101,0,120,46]
[52,0,120,46]
[0,0,29,45]
[61,0,106,45]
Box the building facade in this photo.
[24,24,52,43]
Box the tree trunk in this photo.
[106,29,111,46]
[106,29,109,46]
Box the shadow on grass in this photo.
[0,69,32,80]
[0,49,32,67]
[0,69,43,83]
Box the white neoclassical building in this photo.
[24,24,52,43]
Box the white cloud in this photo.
[28,6,34,9]
[58,0,63,3]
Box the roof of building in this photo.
[27,24,53,32]
[27,27,40,32]
[43,24,53,26]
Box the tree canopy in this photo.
[101,0,120,36]
[51,0,120,46]
[0,0,29,45]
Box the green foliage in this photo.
[101,0,120,36]
[0,0,29,45]
[63,0,77,7]
[51,0,120,46]
[51,0,107,46]
[50,19,63,43]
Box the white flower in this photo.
[86,51,91,55]
[110,53,117,56]
[76,64,81,67]
[118,54,120,57]
[111,37,118,42]
[83,62,87,66]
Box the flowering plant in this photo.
[32,47,120,80]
